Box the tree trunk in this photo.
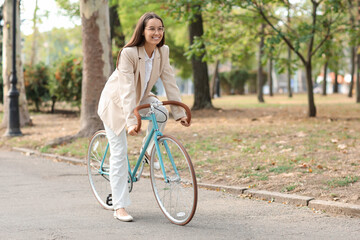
[287,47,292,97]
[210,60,220,98]
[30,0,38,66]
[1,0,31,128]
[357,49,360,103]
[333,69,339,93]
[287,4,292,98]
[322,60,328,96]
[78,0,111,137]
[305,63,316,117]
[189,5,213,110]
[268,58,273,96]
[348,46,356,97]
[356,0,360,103]
[109,2,125,71]
[257,23,265,103]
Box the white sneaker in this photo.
[113,211,133,222]
[154,161,160,170]
[143,149,160,170]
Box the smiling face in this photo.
[143,18,164,47]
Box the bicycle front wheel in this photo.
[150,135,198,225]
[87,130,113,210]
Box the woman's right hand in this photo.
[128,125,139,136]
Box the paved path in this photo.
[1,149,359,239]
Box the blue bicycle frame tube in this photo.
[100,143,110,176]
[130,127,155,182]
[163,140,180,176]
[149,111,170,182]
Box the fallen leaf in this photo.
[331,139,338,143]
[317,165,323,169]
[299,163,309,168]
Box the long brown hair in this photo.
[116,12,165,68]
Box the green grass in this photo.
[269,165,293,174]
[179,93,357,110]
[282,183,297,192]
[52,138,88,158]
[241,172,269,181]
[327,176,359,188]
[39,145,50,153]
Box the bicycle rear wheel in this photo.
[87,130,113,210]
[150,135,198,225]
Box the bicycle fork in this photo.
[148,105,180,183]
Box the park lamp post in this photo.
[5,0,22,137]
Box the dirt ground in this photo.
[0,96,359,205]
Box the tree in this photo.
[286,2,292,98]
[210,60,220,98]
[188,4,213,109]
[30,0,39,66]
[167,1,213,109]
[356,0,360,103]
[241,0,347,117]
[347,0,356,98]
[257,23,265,103]
[322,57,328,96]
[109,0,125,70]
[1,0,31,128]
[78,0,111,136]
[268,57,273,96]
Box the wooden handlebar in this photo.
[133,101,191,133]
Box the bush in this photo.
[23,62,51,111]
[219,72,231,95]
[219,69,249,95]
[49,55,82,111]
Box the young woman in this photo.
[97,12,190,222]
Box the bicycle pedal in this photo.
[106,194,113,206]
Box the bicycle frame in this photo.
[98,103,179,183]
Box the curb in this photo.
[12,147,86,165]
[12,147,360,218]
[308,200,360,217]
[243,189,314,206]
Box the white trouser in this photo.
[104,96,168,210]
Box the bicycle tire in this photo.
[87,130,134,210]
[149,135,198,225]
[87,130,114,210]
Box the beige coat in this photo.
[97,45,186,135]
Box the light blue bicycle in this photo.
[87,101,197,225]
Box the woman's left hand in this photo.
[180,117,190,127]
